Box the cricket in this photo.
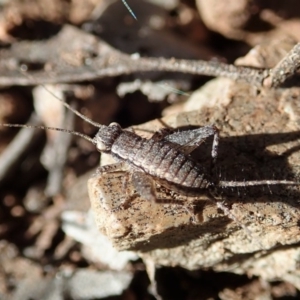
[1,75,299,240]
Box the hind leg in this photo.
[131,172,202,222]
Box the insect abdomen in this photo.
[111,131,209,189]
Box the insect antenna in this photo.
[218,179,300,186]
[157,82,190,97]
[0,123,95,144]
[19,65,102,128]
[122,0,137,20]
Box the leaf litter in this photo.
[1,0,300,299]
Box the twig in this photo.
[0,26,298,88]
[268,43,300,87]
[44,101,76,198]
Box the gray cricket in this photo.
[1,81,299,237]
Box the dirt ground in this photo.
[1,0,300,299]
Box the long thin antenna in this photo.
[0,123,95,144]
[219,179,299,186]
[20,66,102,128]
[158,82,190,97]
[122,0,137,20]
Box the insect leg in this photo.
[151,128,175,141]
[207,190,262,246]
[109,173,140,213]
[210,126,220,164]
[110,171,155,213]
[96,162,126,175]
[131,172,201,221]
[131,171,157,202]
[131,172,186,204]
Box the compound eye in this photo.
[109,122,121,129]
